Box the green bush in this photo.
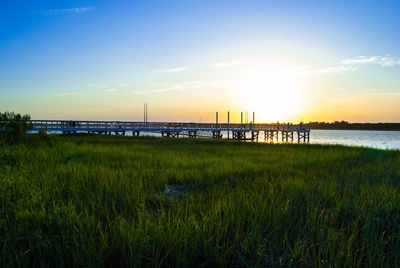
[0,111,33,144]
[34,128,59,146]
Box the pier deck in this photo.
[31,120,310,142]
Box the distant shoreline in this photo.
[309,122,400,131]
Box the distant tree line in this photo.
[308,121,400,131]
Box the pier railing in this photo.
[30,120,310,132]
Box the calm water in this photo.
[309,130,400,150]
[46,129,400,150]
[227,129,400,150]
[167,129,400,150]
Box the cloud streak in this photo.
[133,81,229,95]
[53,92,81,97]
[159,66,186,73]
[294,65,357,76]
[211,60,250,68]
[293,54,399,77]
[341,55,400,67]
[32,7,94,16]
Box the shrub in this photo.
[35,127,59,146]
[0,111,33,144]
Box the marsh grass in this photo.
[1,134,400,266]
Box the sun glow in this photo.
[234,65,304,122]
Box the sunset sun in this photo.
[235,66,303,122]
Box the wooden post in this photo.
[227,111,230,139]
[241,112,243,129]
[252,112,255,130]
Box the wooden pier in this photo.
[30,120,311,143]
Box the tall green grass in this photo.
[1,134,399,266]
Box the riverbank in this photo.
[1,134,399,266]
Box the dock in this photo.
[31,119,310,143]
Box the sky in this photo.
[1,0,400,123]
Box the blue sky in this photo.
[1,0,400,122]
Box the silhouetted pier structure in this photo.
[31,118,310,143]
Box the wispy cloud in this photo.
[106,88,117,93]
[32,7,94,16]
[294,65,357,76]
[88,84,107,89]
[133,81,229,95]
[211,60,250,68]
[324,91,400,102]
[341,55,400,67]
[292,54,399,77]
[159,66,187,73]
[53,92,80,97]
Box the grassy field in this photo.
[1,134,400,267]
